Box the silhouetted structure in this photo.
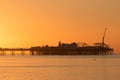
[30,42,113,55]
[0,28,114,55]
[0,42,113,55]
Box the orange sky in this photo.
[0,0,120,53]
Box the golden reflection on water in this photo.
[0,55,119,80]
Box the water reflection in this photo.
[0,55,119,80]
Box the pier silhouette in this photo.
[0,42,114,55]
[0,28,114,55]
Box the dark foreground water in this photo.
[0,55,120,80]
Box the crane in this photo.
[102,28,107,47]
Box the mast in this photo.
[102,28,107,47]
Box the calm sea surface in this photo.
[0,55,120,80]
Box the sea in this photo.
[0,55,120,80]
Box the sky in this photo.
[0,0,120,53]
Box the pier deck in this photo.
[0,47,114,55]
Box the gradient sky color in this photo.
[0,0,120,53]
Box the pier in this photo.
[0,46,114,55]
[0,48,30,55]
[0,28,114,56]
